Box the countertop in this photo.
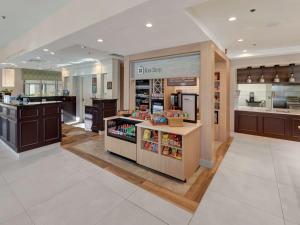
[0,101,62,107]
[104,116,202,136]
[235,106,300,116]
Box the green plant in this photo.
[1,88,13,94]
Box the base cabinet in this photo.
[235,110,300,141]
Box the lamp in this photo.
[289,63,296,83]
[273,65,280,83]
[246,66,252,83]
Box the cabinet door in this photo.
[290,117,300,141]
[235,111,259,135]
[19,120,39,151]
[261,114,289,138]
[44,116,61,144]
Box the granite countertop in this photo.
[235,106,300,116]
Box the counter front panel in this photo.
[0,102,62,153]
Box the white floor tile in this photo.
[128,188,192,225]
[278,184,300,225]
[90,168,139,199]
[0,175,6,188]
[0,212,33,225]
[189,191,284,225]
[220,150,276,181]
[9,162,98,209]
[209,167,283,217]
[0,186,25,223]
[96,200,167,225]
[27,177,124,225]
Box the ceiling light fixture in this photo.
[36,56,41,60]
[250,9,256,13]
[1,16,6,20]
[228,17,237,22]
[43,48,49,52]
[21,61,27,64]
[50,52,55,55]
[145,23,153,28]
[238,38,244,42]
[242,50,247,53]
[97,39,103,43]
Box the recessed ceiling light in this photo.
[36,56,41,60]
[50,52,55,55]
[145,23,153,28]
[238,38,244,42]
[228,17,237,22]
[43,48,49,52]
[97,39,103,43]
[21,60,27,64]
[243,50,247,53]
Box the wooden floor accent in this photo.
[61,124,232,213]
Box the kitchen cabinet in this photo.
[235,110,300,141]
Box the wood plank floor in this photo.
[61,124,232,213]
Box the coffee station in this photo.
[235,64,300,141]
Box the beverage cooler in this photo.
[107,118,142,143]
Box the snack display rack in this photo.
[136,121,201,181]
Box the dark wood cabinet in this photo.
[235,110,300,142]
[0,102,62,153]
[92,99,117,131]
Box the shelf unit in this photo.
[136,125,200,181]
[214,72,220,125]
[135,80,151,111]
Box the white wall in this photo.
[230,52,300,133]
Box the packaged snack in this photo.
[143,129,151,141]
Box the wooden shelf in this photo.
[142,139,158,144]
[141,148,158,154]
[161,144,182,150]
[161,153,182,161]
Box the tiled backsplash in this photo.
[236,84,300,108]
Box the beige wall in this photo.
[0,68,24,95]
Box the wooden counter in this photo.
[235,109,300,141]
[0,102,62,153]
[104,116,202,181]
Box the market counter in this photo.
[104,116,202,181]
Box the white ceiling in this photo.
[0,0,73,48]
[2,0,300,69]
[188,0,300,58]
[6,45,111,70]
[2,0,211,70]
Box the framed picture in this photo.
[107,81,112,90]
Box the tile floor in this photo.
[0,133,300,225]
[190,133,300,225]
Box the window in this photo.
[24,80,63,96]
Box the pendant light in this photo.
[273,65,280,83]
[246,66,252,83]
[259,66,265,83]
[289,63,296,83]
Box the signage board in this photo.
[131,53,200,80]
[167,77,197,86]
